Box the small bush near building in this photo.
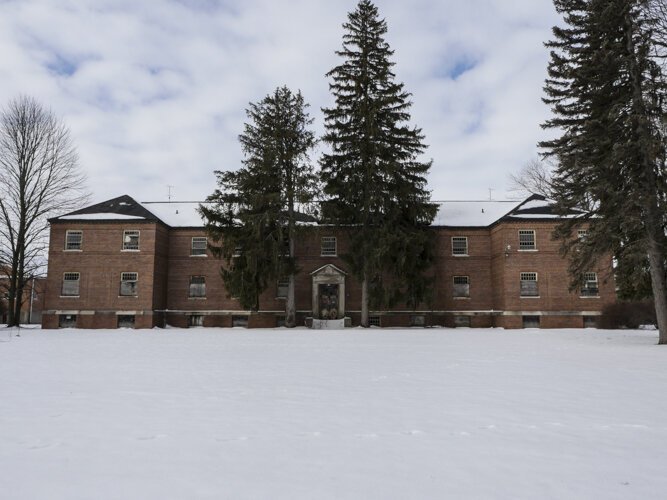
[599,300,656,329]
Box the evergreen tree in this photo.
[321,0,437,327]
[541,0,667,342]
[200,87,317,326]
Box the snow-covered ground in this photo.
[1,327,666,500]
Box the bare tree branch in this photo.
[0,96,89,325]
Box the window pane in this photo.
[191,237,207,255]
[452,237,468,255]
[65,231,82,250]
[123,230,140,250]
[453,276,469,297]
[581,272,599,296]
[62,272,80,296]
[120,272,138,296]
[189,276,206,297]
[520,273,538,296]
[519,230,535,250]
[321,237,337,256]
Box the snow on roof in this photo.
[140,202,206,227]
[431,200,520,227]
[58,213,146,221]
[55,194,572,228]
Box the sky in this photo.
[0,0,562,204]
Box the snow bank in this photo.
[1,328,665,499]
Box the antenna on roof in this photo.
[167,185,174,202]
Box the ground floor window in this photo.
[454,315,471,327]
[59,314,76,328]
[117,315,135,328]
[188,315,204,327]
[368,315,381,327]
[232,315,248,327]
[522,315,540,328]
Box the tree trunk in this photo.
[286,236,296,328]
[360,275,369,327]
[647,238,667,344]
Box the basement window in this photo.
[454,315,471,327]
[368,315,381,327]
[189,315,204,327]
[232,315,248,328]
[522,315,540,328]
[117,315,135,328]
[58,314,77,328]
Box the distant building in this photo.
[1,273,45,325]
[41,194,615,329]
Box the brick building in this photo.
[41,194,615,329]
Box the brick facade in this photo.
[41,195,616,329]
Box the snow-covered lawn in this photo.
[1,327,666,499]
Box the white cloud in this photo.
[0,0,560,204]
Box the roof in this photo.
[51,194,579,229]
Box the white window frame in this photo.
[122,230,140,251]
[518,230,536,251]
[191,237,207,256]
[453,275,470,298]
[120,272,138,296]
[451,237,468,256]
[188,276,206,298]
[577,229,588,240]
[61,272,80,296]
[520,272,539,297]
[581,272,599,297]
[65,230,83,251]
[321,236,337,257]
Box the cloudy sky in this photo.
[0,0,561,204]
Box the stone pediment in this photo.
[310,264,347,277]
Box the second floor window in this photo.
[581,272,599,297]
[189,276,206,297]
[519,230,536,250]
[122,230,140,250]
[520,272,539,297]
[65,230,82,250]
[452,237,468,256]
[62,272,80,296]
[120,272,138,296]
[191,237,207,256]
[453,276,470,297]
[321,236,337,256]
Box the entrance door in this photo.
[318,284,339,319]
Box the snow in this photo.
[431,200,520,226]
[58,213,146,220]
[141,202,205,227]
[2,327,666,499]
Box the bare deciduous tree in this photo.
[507,157,556,199]
[0,96,88,326]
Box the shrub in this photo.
[599,300,656,329]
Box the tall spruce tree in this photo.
[321,0,437,327]
[200,87,317,326]
[541,0,667,342]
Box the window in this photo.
[232,244,242,257]
[232,315,248,327]
[581,272,599,297]
[321,236,337,256]
[276,277,289,298]
[120,272,138,296]
[65,230,82,250]
[191,237,207,256]
[117,315,135,328]
[453,276,470,298]
[189,315,204,327]
[452,237,468,256]
[518,230,536,250]
[577,229,588,240]
[189,276,206,298]
[520,272,539,297]
[62,272,80,296]
[368,315,381,327]
[122,230,140,250]
[522,315,540,328]
[58,314,76,328]
[410,315,425,327]
[276,316,286,327]
[454,315,471,327]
